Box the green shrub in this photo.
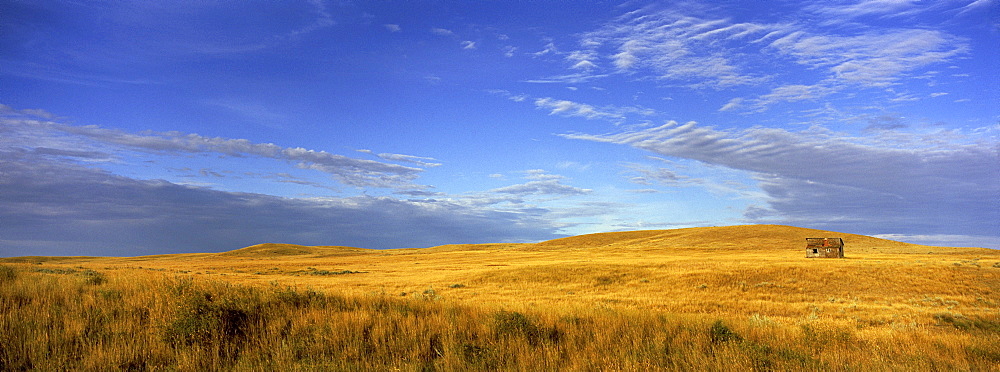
[709,320,742,344]
[274,286,335,308]
[934,312,1000,332]
[296,268,365,276]
[461,343,490,363]
[82,269,106,285]
[595,273,626,286]
[309,269,364,275]
[35,267,77,274]
[164,289,259,367]
[967,345,1000,363]
[740,341,820,370]
[419,287,440,301]
[494,311,541,345]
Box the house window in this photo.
[812,249,818,254]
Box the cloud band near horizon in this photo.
[563,121,999,240]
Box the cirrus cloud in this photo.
[2,108,426,190]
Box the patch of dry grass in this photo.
[2,225,998,370]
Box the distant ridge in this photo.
[523,224,981,254]
[217,243,373,257]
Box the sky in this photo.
[1,0,998,257]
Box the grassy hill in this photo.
[217,243,374,257]
[525,224,931,252]
[2,224,998,370]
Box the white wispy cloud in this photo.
[724,84,840,112]
[269,172,341,192]
[959,0,996,15]
[569,11,779,89]
[162,1,337,54]
[524,169,566,181]
[533,42,558,56]
[2,108,427,190]
[492,91,657,126]
[489,180,591,196]
[535,98,623,121]
[566,50,599,70]
[523,73,610,84]
[889,91,920,102]
[0,60,164,87]
[768,28,967,88]
[483,169,590,198]
[503,45,517,57]
[202,99,288,128]
[429,28,476,50]
[431,28,454,36]
[807,0,993,21]
[533,97,656,123]
[623,162,702,187]
[621,156,763,199]
[718,98,744,112]
[544,4,970,112]
[571,60,598,70]
[2,1,341,87]
[805,0,924,19]
[357,149,443,168]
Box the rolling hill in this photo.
[522,224,954,253]
[216,243,374,257]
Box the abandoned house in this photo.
[805,238,844,258]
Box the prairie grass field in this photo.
[2,225,999,370]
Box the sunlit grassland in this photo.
[2,225,998,370]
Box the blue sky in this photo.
[1,0,998,256]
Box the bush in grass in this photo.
[82,269,106,285]
[709,320,742,344]
[274,286,338,308]
[164,289,259,365]
[494,311,541,345]
[493,311,563,346]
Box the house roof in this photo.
[805,238,843,247]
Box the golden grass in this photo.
[2,224,999,370]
